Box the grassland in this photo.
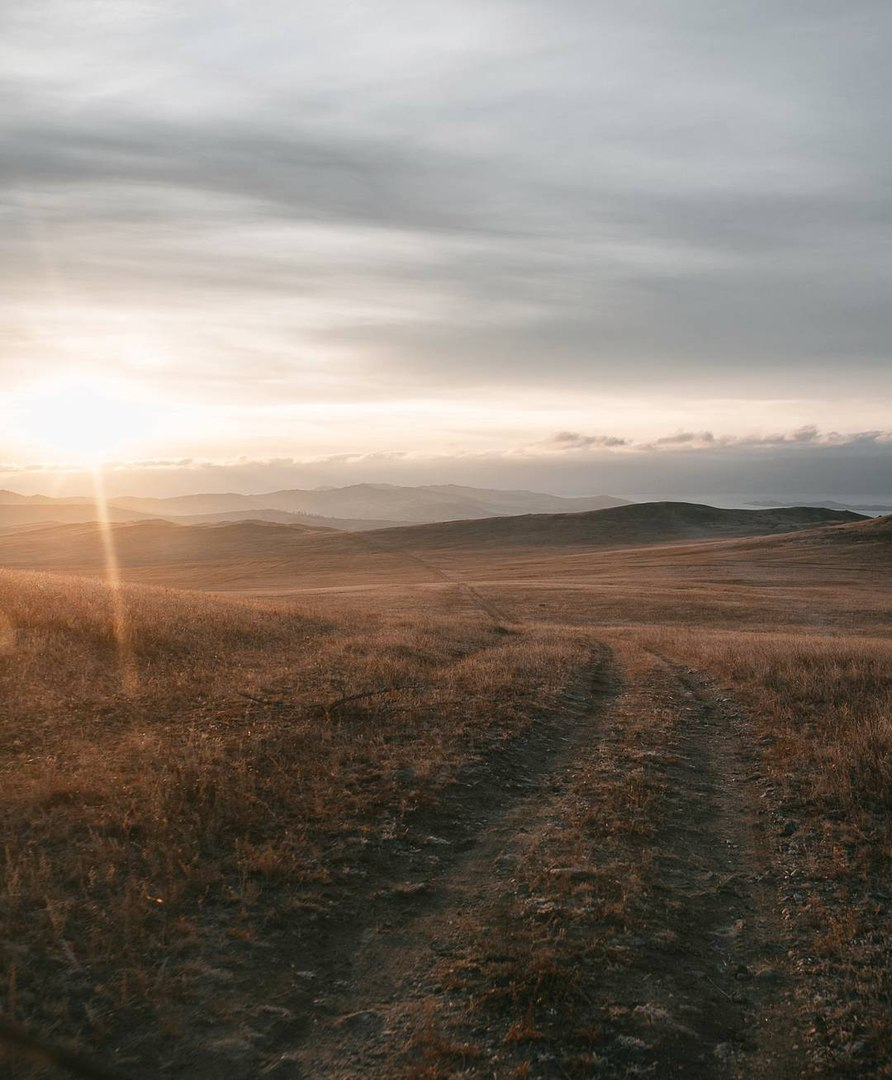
[0,509,890,1077]
[0,570,589,1077]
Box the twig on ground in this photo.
[326,684,426,711]
[236,690,287,707]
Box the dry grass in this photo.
[394,643,722,1079]
[2,515,890,1077]
[438,530,891,1076]
[627,626,892,1074]
[636,628,892,812]
[0,569,588,1070]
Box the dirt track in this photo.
[216,643,803,1079]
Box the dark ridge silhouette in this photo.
[363,501,867,551]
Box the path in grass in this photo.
[265,642,802,1079]
[265,656,616,1079]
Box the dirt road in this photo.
[223,642,802,1079]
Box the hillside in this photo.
[109,483,630,524]
[166,508,407,531]
[799,511,892,545]
[0,484,630,530]
[0,489,94,505]
[364,501,867,552]
[0,502,152,529]
[0,502,870,598]
[0,519,434,590]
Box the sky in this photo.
[1,0,890,497]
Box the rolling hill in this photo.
[0,502,154,529]
[363,501,867,553]
[0,502,871,595]
[168,508,407,531]
[0,519,433,590]
[0,484,630,532]
[108,483,630,524]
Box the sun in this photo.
[14,378,163,463]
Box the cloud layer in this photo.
[2,1,890,490]
[3,426,890,501]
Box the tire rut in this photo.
[160,642,803,1079]
[635,650,804,1078]
[264,655,619,1078]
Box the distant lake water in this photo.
[625,494,892,516]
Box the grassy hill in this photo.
[365,501,866,552]
[0,503,870,596]
[109,483,629,524]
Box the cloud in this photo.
[1,0,891,417]
[5,419,891,496]
[548,432,629,449]
[545,426,892,456]
[654,431,716,446]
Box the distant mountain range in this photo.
[0,484,630,531]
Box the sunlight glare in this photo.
[16,379,162,462]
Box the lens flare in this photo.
[91,468,138,694]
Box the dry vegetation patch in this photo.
[0,570,589,1075]
[635,627,892,1075]
[2,522,890,1078]
[388,642,790,1078]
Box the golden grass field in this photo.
[0,505,890,1078]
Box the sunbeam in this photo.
[90,467,138,695]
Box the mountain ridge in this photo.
[108,483,630,523]
[0,483,630,530]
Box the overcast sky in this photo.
[1,0,890,496]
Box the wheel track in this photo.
[348,531,512,625]
[260,642,804,1079]
[265,653,619,1078]
[631,648,804,1078]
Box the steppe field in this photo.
[1,503,890,1079]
